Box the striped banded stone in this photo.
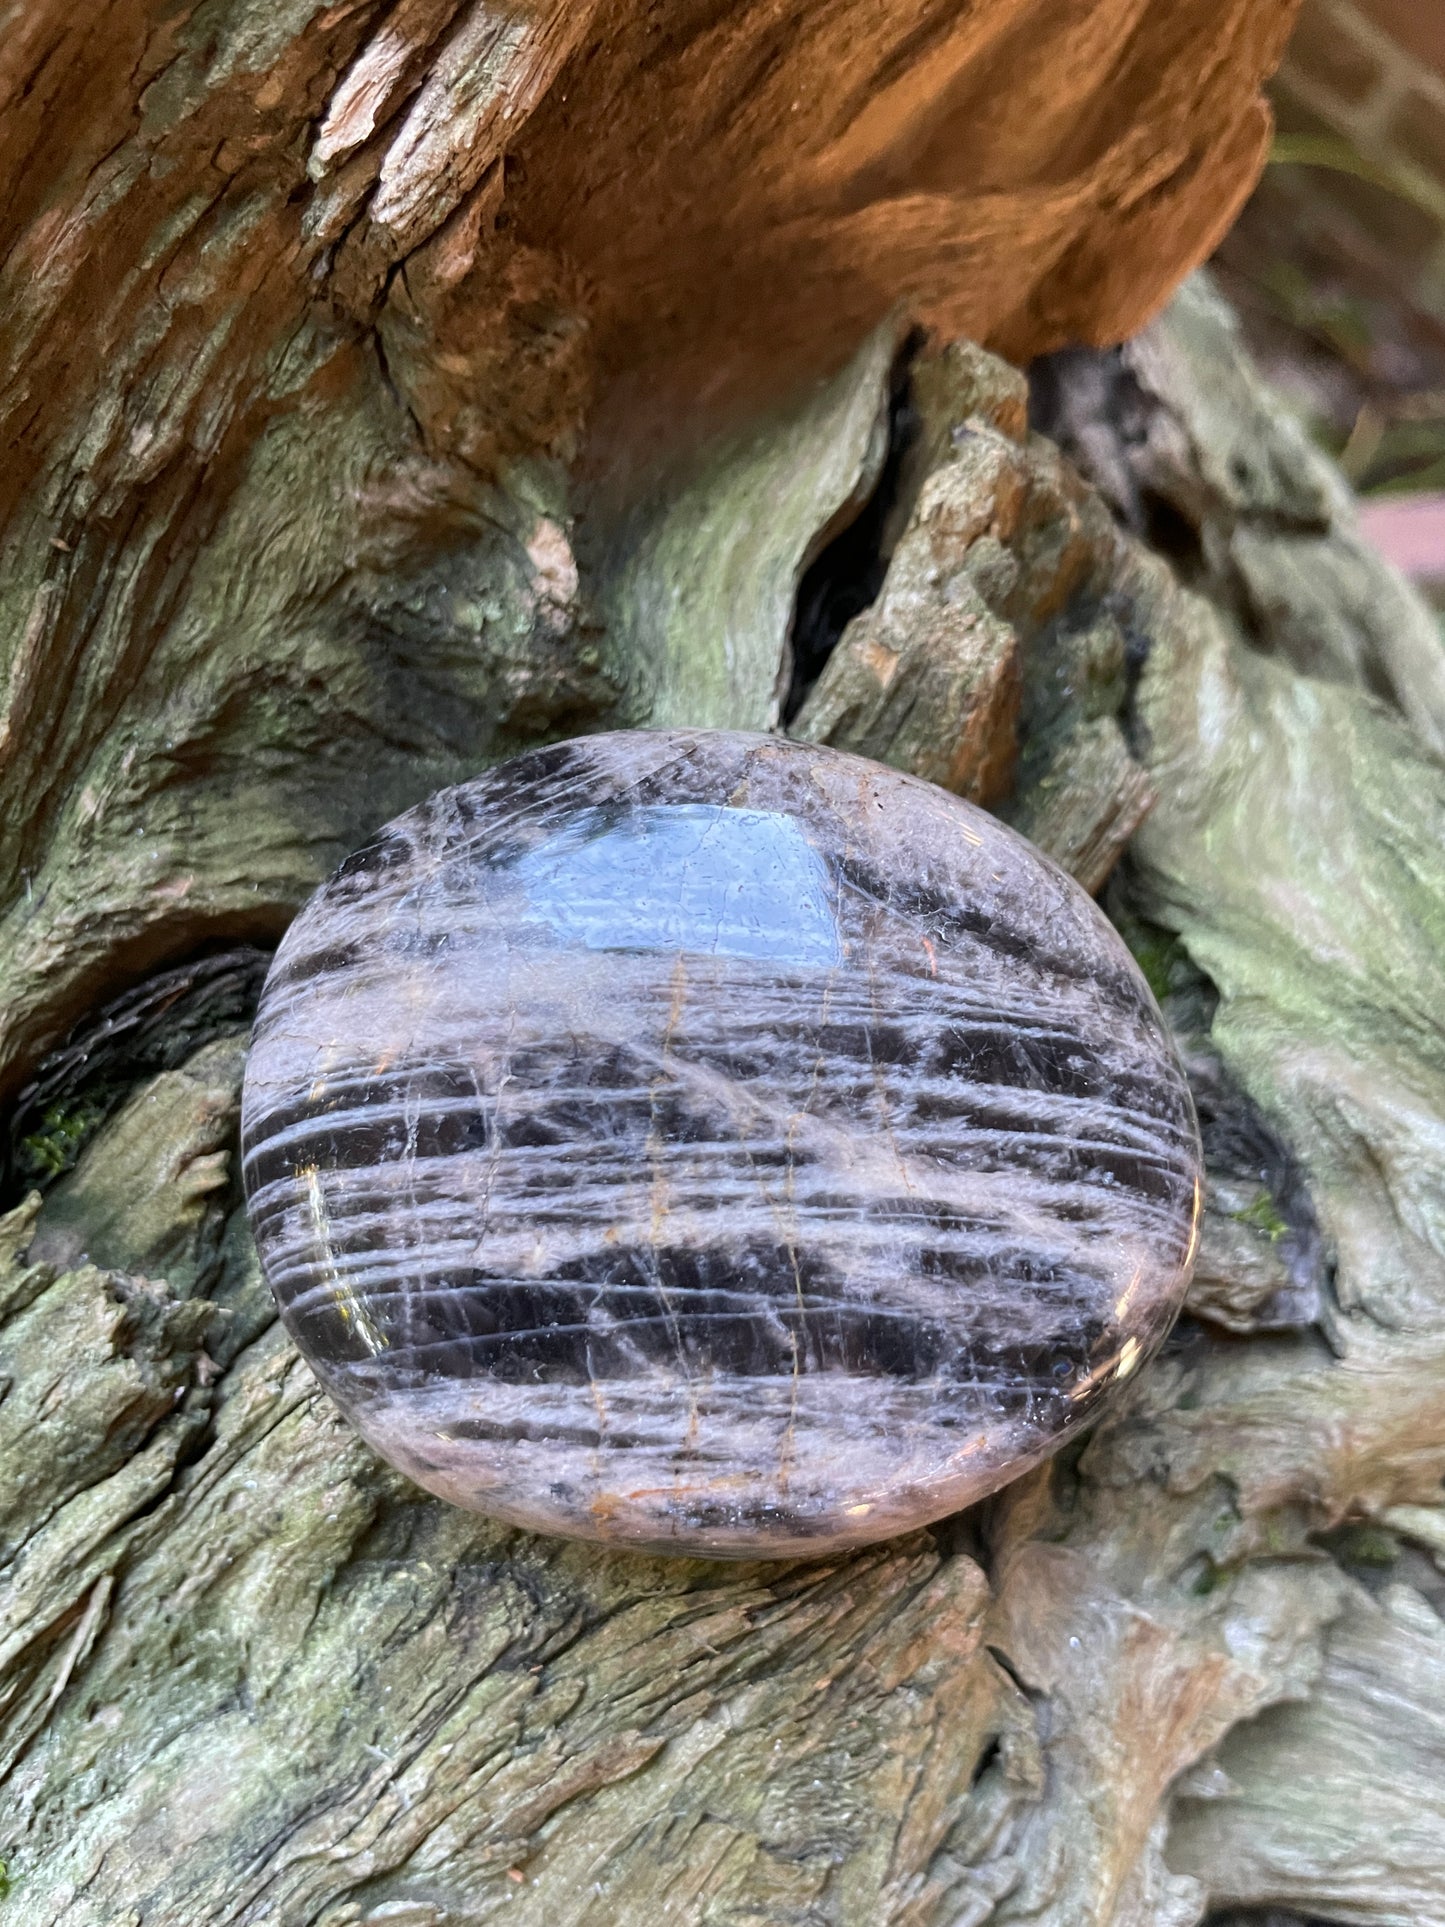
[242,730,1200,1558]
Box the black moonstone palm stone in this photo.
[242,730,1201,1558]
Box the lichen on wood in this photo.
[8,280,1445,1917]
[12,2,1445,1924]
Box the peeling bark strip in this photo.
[368,3,602,248]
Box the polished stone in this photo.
[242,730,1201,1557]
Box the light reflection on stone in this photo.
[517,804,842,966]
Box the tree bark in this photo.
[11,7,1445,1926]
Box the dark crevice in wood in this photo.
[984,1642,1040,1704]
[0,945,271,1209]
[1028,344,1207,580]
[781,329,926,724]
[969,1733,1002,1788]
[1198,1909,1348,1927]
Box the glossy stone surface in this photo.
[242,730,1201,1558]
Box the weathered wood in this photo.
[7,294,1445,1920]
[0,0,1300,1096]
[13,5,1445,1925]
[1035,272,1445,758]
[792,337,1162,887]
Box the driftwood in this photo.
[9,5,1445,1924]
